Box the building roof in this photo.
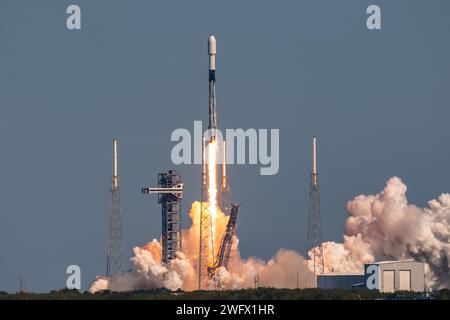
[318,273,364,277]
[370,259,416,265]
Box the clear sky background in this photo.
[0,0,449,292]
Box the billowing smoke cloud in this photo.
[90,202,314,292]
[309,177,450,289]
[90,176,449,292]
[89,240,197,293]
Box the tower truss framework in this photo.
[307,136,325,276]
[107,139,124,276]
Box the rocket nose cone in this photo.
[208,35,217,55]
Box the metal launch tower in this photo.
[307,136,325,275]
[142,171,183,264]
[106,139,124,276]
[19,275,28,293]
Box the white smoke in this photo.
[214,248,314,289]
[309,177,450,289]
[90,176,449,292]
[89,204,314,293]
[89,240,196,293]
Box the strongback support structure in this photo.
[307,136,325,276]
[217,203,239,269]
[142,171,183,264]
[107,139,124,276]
[208,203,240,285]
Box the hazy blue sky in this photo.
[0,0,449,292]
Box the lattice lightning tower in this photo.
[307,136,325,275]
[106,139,124,276]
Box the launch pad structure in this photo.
[138,35,236,289]
[142,171,183,264]
[208,203,240,283]
[112,35,320,291]
[199,182,215,289]
[216,203,239,271]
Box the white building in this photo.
[317,260,425,293]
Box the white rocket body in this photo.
[208,35,217,133]
[208,35,216,71]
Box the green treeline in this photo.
[0,288,449,300]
